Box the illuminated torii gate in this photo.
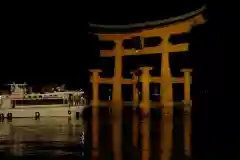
[89,6,206,159]
[89,6,205,114]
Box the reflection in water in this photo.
[88,106,189,160]
[0,106,191,159]
[0,117,84,158]
[112,107,122,160]
[184,114,191,158]
[161,114,173,160]
[132,113,138,147]
[141,117,150,160]
[91,108,99,159]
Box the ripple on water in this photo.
[0,106,189,159]
[0,117,85,158]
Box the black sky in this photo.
[1,1,221,91]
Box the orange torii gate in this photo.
[89,6,206,159]
[89,8,205,114]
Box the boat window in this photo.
[39,96,42,98]
[33,96,37,98]
[15,99,64,105]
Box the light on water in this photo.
[0,117,85,158]
[0,106,191,160]
[85,106,191,160]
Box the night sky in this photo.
[1,2,224,92]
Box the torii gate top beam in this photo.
[90,6,206,57]
[89,5,206,35]
[94,14,205,41]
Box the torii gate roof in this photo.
[89,4,206,34]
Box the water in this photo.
[0,117,84,159]
[0,106,191,160]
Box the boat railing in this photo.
[68,95,88,106]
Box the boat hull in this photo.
[0,105,87,118]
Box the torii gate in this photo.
[89,6,206,159]
[89,6,205,114]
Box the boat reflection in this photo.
[0,117,84,158]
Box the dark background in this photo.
[1,2,205,90]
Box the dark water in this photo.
[0,106,191,160]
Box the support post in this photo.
[181,69,192,158]
[181,69,192,113]
[112,40,123,106]
[131,71,139,107]
[139,67,152,115]
[89,69,101,157]
[160,35,173,114]
[89,69,101,108]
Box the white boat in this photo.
[0,82,88,118]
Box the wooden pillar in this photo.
[112,39,123,159]
[112,39,123,106]
[180,69,192,158]
[131,71,139,107]
[160,35,173,114]
[139,67,152,115]
[89,69,101,107]
[111,40,123,160]
[89,69,101,158]
[181,69,192,105]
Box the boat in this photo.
[0,82,88,118]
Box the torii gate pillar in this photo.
[112,40,123,106]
